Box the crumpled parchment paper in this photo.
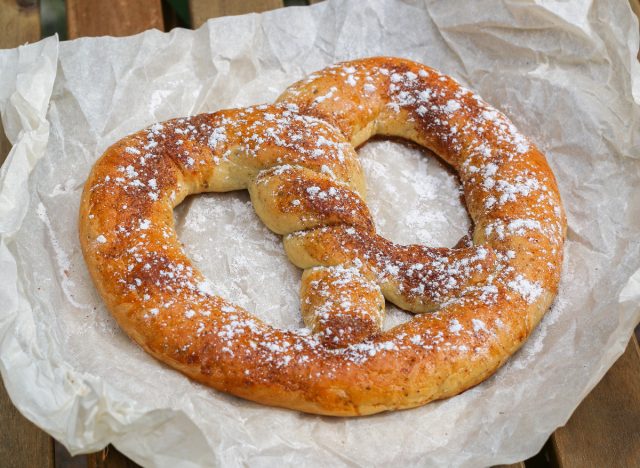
[1,0,640,466]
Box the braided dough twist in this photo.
[80,57,565,416]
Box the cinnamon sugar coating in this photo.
[79,57,565,416]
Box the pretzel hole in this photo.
[174,191,305,329]
[357,138,471,248]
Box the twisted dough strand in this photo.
[80,57,565,415]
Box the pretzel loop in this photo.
[80,57,565,416]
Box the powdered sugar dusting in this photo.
[507,275,543,304]
[82,58,563,386]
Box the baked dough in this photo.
[79,57,566,416]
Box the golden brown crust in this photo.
[79,57,566,416]
[300,265,385,349]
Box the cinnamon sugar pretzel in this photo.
[79,57,565,416]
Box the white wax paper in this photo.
[1,0,640,466]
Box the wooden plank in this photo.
[189,0,284,28]
[551,336,640,467]
[66,0,164,39]
[0,377,55,467]
[0,0,40,48]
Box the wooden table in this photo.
[0,1,639,466]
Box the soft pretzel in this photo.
[79,57,565,416]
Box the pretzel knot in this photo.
[80,57,565,416]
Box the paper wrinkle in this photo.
[1,0,640,466]
[0,37,58,234]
